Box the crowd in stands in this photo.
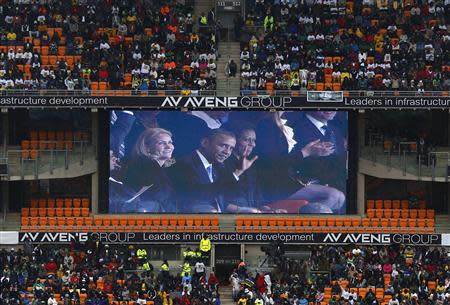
[0,0,218,92]
[1,241,450,305]
[0,238,220,305]
[240,0,450,92]
[233,244,450,305]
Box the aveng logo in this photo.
[323,233,391,244]
[20,232,89,243]
[162,97,239,108]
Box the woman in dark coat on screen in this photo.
[122,128,177,213]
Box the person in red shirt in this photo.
[103,280,113,294]
[45,259,58,274]
[208,272,219,292]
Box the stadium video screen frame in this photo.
[109,110,348,214]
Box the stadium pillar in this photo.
[1,111,9,218]
[357,110,365,145]
[91,110,99,214]
[1,181,8,216]
[357,173,365,215]
[210,244,215,268]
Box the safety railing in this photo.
[4,140,95,179]
[1,89,449,97]
[360,141,450,181]
[0,89,217,97]
[241,90,450,97]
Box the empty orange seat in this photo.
[401,200,409,209]
[375,200,383,209]
[401,209,409,218]
[64,198,72,208]
[30,208,38,217]
[81,208,89,217]
[56,198,64,208]
[73,198,81,208]
[55,208,64,217]
[63,208,72,217]
[326,218,335,227]
[73,208,81,217]
[47,198,55,208]
[38,208,46,217]
[47,208,55,217]
[82,198,90,208]
[367,200,375,209]
[418,209,426,219]
[426,210,435,219]
[22,208,30,217]
[392,200,401,209]
[375,209,383,218]
[392,209,401,218]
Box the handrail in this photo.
[1,89,448,97]
[241,90,450,97]
[0,89,217,97]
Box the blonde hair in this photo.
[134,128,175,167]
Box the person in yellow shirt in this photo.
[6,31,17,41]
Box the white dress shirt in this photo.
[306,114,327,136]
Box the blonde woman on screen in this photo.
[122,128,176,213]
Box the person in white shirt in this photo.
[229,272,240,299]
[47,295,58,305]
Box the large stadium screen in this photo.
[109,110,348,214]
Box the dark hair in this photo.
[227,121,256,139]
[204,128,235,141]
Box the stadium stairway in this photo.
[4,144,97,180]
[435,215,450,233]
[219,286,234,305]
[216,42,241,96]
[219,215,236,232]
[0,213,20,231]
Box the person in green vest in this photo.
[264,13,274,32]
[142,260,153,272]
[199,234,211,264]
[183,247,197,265]
[137,248,147,264]
[181,261,191,277]
[199,12,208,32]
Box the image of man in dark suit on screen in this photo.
[290,111,347,192]
[170,129,257,213]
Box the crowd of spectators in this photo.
[0,238,220,305]
[232,244,450,305]
[0,0,217,92]
[240,0,450,92]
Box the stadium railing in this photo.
[1,89,448,97]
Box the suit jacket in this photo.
[122,157,176,213]
[110,111,136,158]
[169,151,238,213]
[290,113,347,190]
[157,112,214,158]
[254,115,307,202]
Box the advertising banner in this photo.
[1,95,449,109]
[18,232,442,245]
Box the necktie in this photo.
[207,164,214,182]
[322,125,337,147]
